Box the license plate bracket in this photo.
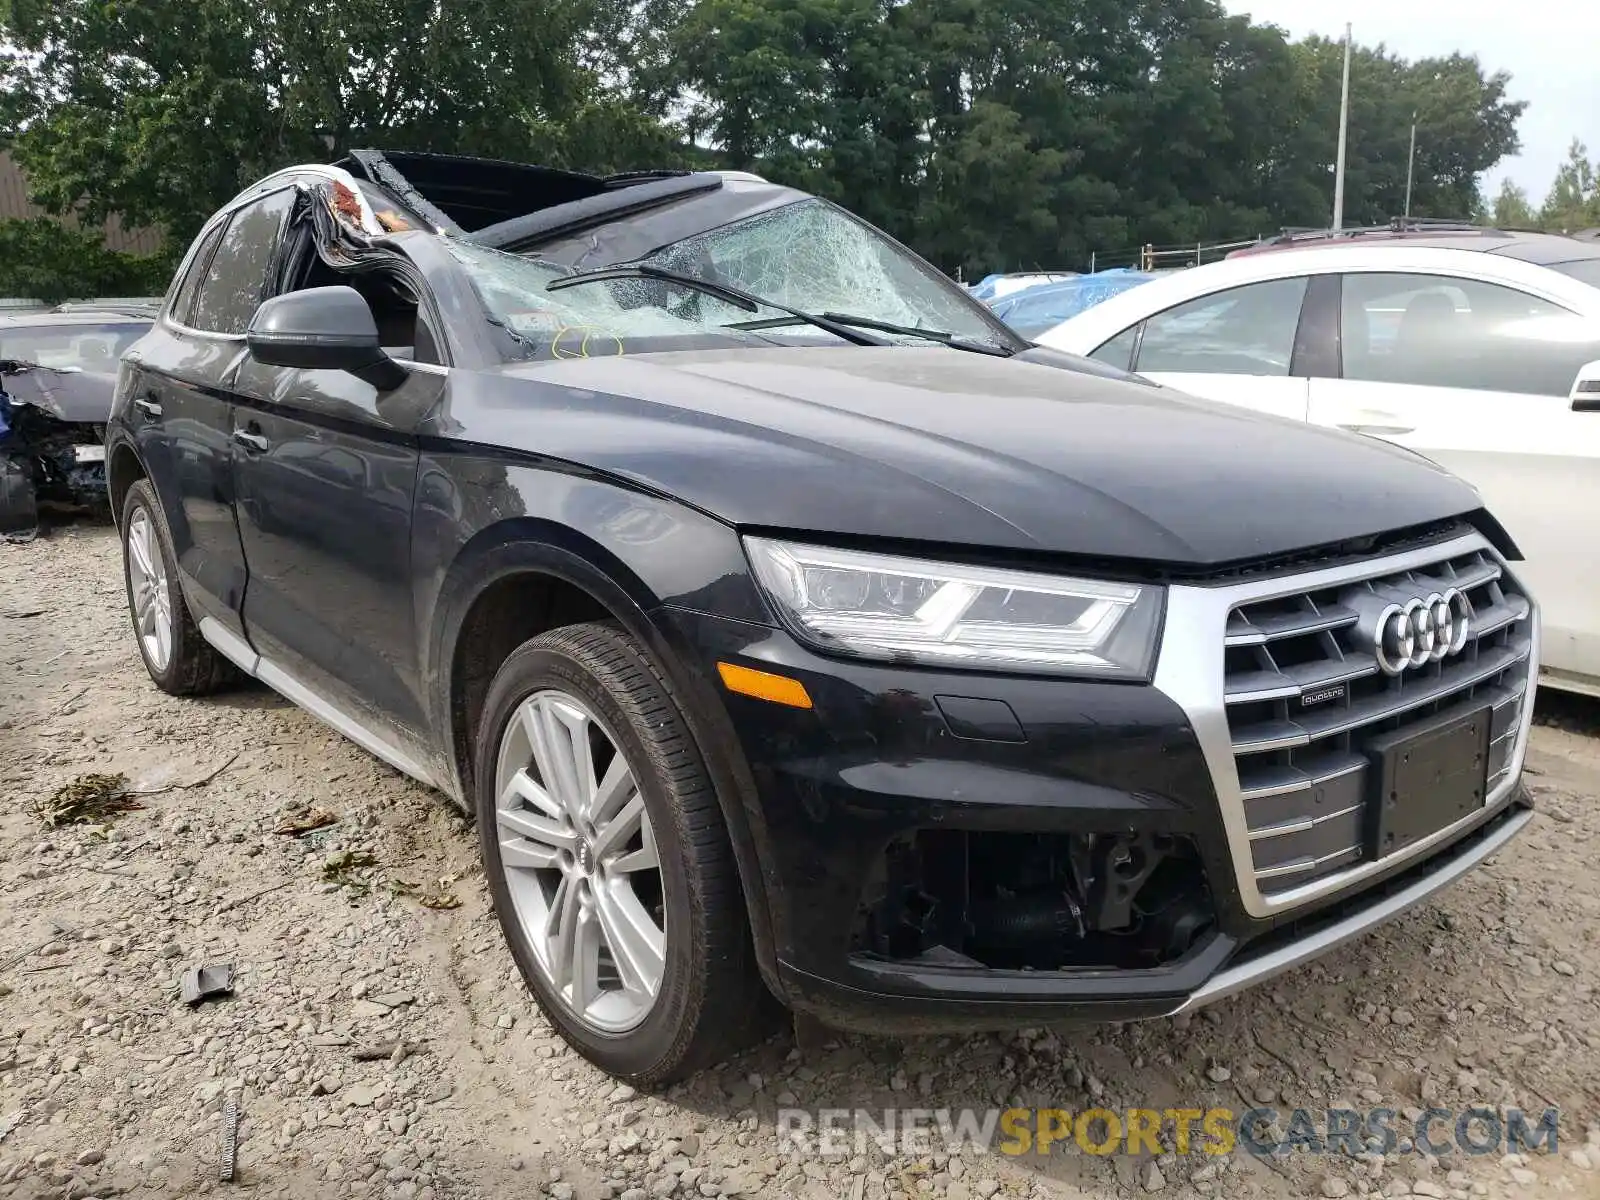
[1365,702,1491,860]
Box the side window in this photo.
[1341,272,1600,396]
[1089,326,1139,371]
[189,189,297,336]
[1133,277,1309,377]
[167,224,227,325]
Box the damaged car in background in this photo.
[1,310,151,540]
[106,151,1538,1084]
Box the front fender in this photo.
[415,456,786,996]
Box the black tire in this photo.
[476,621,771,1083]
[0,453,38,540]
[119,479,237,696]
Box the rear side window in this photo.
[1133,277,1309,376]
[1089,326,1138,370]
[1341,272,1600,396]
[189,189,296,336]
[167,224,226,325]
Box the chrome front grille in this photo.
[1151,528,1538,919]
[1221,546,1533,895]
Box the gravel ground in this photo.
[3,522,1599,1200]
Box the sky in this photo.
[1221,0,1600,204]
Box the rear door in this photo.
[127,192,296,634]
[1093,276,1315,421]
[1307,270,1600,689]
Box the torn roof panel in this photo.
[258,151,792,263]
[462,173,727,253]
[333,149,697,234]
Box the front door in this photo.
[229,349,443,743]
[1308,270,1600,690]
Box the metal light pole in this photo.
[1332,22,1352,230]
[1404,113,1417,219]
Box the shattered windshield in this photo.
[644,199,1010,347]
[449,198,1013,359]
[446,241,772,359]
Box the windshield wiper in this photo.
[729,312,1015,356]
[545,264,888,347]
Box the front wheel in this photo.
[475,622,770,1083]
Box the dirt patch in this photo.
[2,525,1597,1200]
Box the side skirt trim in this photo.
[198,617,446,793]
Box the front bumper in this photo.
[777,801,1532,1031]
[654,531,1536,1033]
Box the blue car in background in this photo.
[966,272,1077,303]
[987,270,1157,339]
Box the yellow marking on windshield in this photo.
[550,325,625,359]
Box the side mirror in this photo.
[246,286,408,391]
[1572,359,1600,413]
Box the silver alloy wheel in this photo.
[126,506,174,673]
[493,688,666,1033]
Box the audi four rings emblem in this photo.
[1375,588,1472,675]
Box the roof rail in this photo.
[1237,218,1509,255]
[1383,216,1480,231]
[1271,216,1483,242]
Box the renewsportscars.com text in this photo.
[775,1106,1561,1158]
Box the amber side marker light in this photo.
[716,662,813,709]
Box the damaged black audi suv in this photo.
[105,151,1538,1082]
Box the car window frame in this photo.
[1128,275,1312,378]
[1334,268,1600,397]
[266,205,454,371]
[164,220,230,329]
[173,185,299,341]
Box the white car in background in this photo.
[1036,232,1600,699]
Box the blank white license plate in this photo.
[74,445,107,463]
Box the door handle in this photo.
[1337,422,1415,435]
[133,394,162,418]
[232,429,270,453]
[1335,407,1413,436]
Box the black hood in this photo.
[467,347,1488,568]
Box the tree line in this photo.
[0,0,1539,301]
[1491,142,1600,233]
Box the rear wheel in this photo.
[119,479,236,695]
[476,621,770,1082]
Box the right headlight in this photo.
[744,537,1164,680]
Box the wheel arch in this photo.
[430,518,785,997]
[106,437,148,530]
